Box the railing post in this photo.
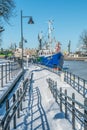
[12,62,15,76]
[13,94,16,129]
[70,72,71,85]
[60,87,62,112]
[83,80,85,97]
[23,81,25,101]
[5,64,7,84]
[67,71,68,83]
[8,62,10,81]
[78,77,80,92]
[50,79,53,94]
[10,62,11,80]
[6,99,10,130]
[49,79,51,91]
[10,62,12,79]
[65,89,67,119]
[55,82,57,102]
[52,80,54,93]
[1,65,3,87]
[17,90,20,118]
[84,98,87,130]
[73,74,75,87]
[20,87,22,111]
[72,93,75,130]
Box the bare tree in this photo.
[0,0,15,47]
[79,30,87,53]
[0,0,15,22]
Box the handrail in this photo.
[0,73,33,130]
[47,78,87,130]
[40,64,87,97]
[0,61,22,87]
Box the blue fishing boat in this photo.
[37,20,64,70]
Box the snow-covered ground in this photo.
[14,64,74,130]
[1,64,85,130]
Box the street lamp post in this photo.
[20,10,34,70]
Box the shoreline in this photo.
[64,56,87,61]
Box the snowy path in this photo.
[32,66,72,130]
[15,64,73,130]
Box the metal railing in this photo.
[47,78,87,130]
[0,61,22,88]
[64,71,87,97]
[0,73,33,130]
[39,65,87,98]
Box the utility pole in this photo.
[38,31,43,50]
[68,40,71,54]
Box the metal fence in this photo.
[64,71,87,97]
[0,72,33,130]
[0,61,21,88]
[47,78,87,130]
[42,65,87,98]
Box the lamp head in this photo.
[0,26,5,32]
[28,17,34,24]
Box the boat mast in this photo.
[47,20,53,50]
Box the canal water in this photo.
[64,60,87,81]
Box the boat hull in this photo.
[38,52,64,70]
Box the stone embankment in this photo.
[64,56,87,61]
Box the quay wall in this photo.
[64,56,87,61]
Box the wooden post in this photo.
[72,93,75,130]
[65,89,67,119]
[13,94,16,129]
[84,98,87,130]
